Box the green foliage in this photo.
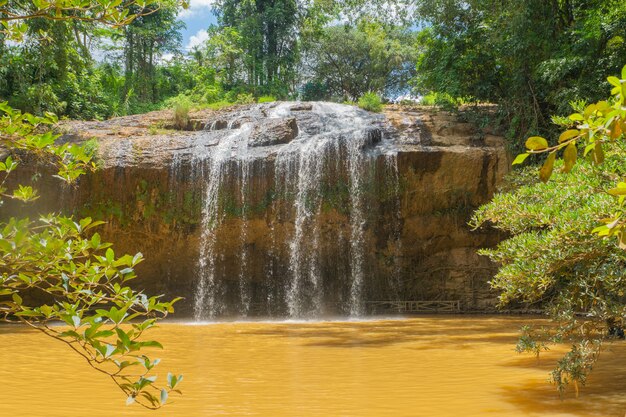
[301,81,328,101]
[0,0,186,41]
[516,65,626,242]
[357,92,383,112]
[515,326,549,359]
[304,20,416,101]
[0,102,182,409]
[257,95,276,103]
[214,0,299,95]
[471,66,626,396]
[472,157,623,394]
[0,2,186,120]
[419,92,466,111]
[171,95,191,130]
[235,93,255,105]
[413,0,626,146]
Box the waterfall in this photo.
[191,102,401,320]
[193,125,253,319]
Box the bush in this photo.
[357,92,383,112]
[169,95,192,130]
[471,66,626,396]
[420,92,466,111]
[257,95,276,103]
[235,93,255,105]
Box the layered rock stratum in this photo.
[6,102,510,317]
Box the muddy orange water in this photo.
[1,316,626,417]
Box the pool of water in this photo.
[1,316,625,416]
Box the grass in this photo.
[358,92,383,112]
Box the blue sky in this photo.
[179,0,218,51]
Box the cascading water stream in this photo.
[193,124,253,319]
[191,102,402,320]
[237,160,251,316]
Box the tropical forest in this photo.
[1,0,626,416]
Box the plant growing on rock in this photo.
[358,92,383,113]
[172,96,191,130]
[472,64,626,396]
[0,1,184,409]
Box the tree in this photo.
[0,0,185,409]
[412,0,626,145]
[472,65,626,396]
[0,0,185,40]
[213,0,300,96]
[302,19,416,101]
[120,4,184,103]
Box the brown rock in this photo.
[9,103,511,316]
[290,103,313,111]
[248,117,299,147]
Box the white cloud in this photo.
[161,53,175,62]
[179,0,215,18]
[186,29,209,50]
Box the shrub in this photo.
[235,93,255,105]
[420,92,466,111]
[471,65,626,396]
[257,95,276,103]
[169,95,192,130]
[357,92,383,112]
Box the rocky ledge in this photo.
[6,102,510,316]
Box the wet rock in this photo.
[290,103,313,111]
[205,119,229,131]
[14,103,511,316]
[361,128,382,149]
[248,117,299,147]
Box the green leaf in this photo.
[106,248,114,263]
[539,152,556,183]
[91,233,101,248]
[622,65,626,80]
[559,129,579,143]
[569,113,585,121]
[139,340,164,349]
[608,187,626,196]
[608,76,622,88]
[116,328,131,349]
[562,143,577,173]
[593,144,605,165]
[526,136,549,151]
[12,293,22,305]
[512,153,530,165]
[160,388,168,405]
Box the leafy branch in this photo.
[0,103,182,408]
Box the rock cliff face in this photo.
[7,102,510,317]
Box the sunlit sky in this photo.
[179,0,218,51]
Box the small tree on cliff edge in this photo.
[472,64,626,397]
[0,0,186,409]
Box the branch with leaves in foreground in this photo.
[0,102,182,409]
[515,64,626,247]
[0,0,188,41]
[474,64,626,397]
